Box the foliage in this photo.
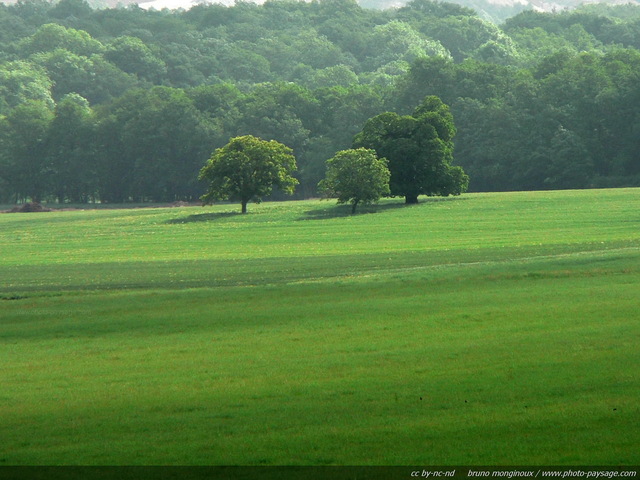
[199,135,298,213]
[2,0,640,201]
[103,36,166,83]
[0,61,54,114]
[47,93,96,203]
[0,99,54,202]
[90,86,213,203]
[19,22,104,57]
[354,96,468,203]
[318,148,390,213]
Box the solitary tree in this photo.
[354,95,468,204]
[318,148,390,214]
[198,135,298,213]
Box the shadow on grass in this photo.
[165,211,243,224]
[300,202,405,220]
[300,196,467,220]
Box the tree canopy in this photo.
[318,148,390,213]
[1,0,640,203]
[354,96,468,203]
[199,135,298,213]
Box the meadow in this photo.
[0,189,639,466]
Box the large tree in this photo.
[199,135,298,213]
[47,93,95,203]
[353,95,468,204]
[0,99,54,203]
[318,148,390,213]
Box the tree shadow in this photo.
[299,196,468,220]
[165,211,243,224]
[299,201,407,220]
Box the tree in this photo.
[49,0,93,20]
[21,23,104,57]
[354,95,468,203]
[235,82,316,156]
[104,36,166,84]
[47,93,95,203]
[199,135,298,213]
[302,64,359,90]
[0,100,54,202]
[393,56,457,114]
[30,48,139,104]
[363,20,451,71]
[318,148,390,213]
[0,61,54,115]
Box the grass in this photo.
[0,189,639,465]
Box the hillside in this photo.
[3,0,640,204]
[133,0,640,22]
[360,0,640,22]
[97,0,640,22]
[3,0,640,21]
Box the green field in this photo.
[1,189,639,465]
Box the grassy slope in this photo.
[0,189,639,465]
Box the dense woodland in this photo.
[1,0,640,203]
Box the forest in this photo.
[1,0,640,203]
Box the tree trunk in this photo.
[405,194,419,204]
[351,199,359,214]
[241,200,248,214]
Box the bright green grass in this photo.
[0,189,639,465]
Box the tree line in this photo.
[1,0,640,203]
